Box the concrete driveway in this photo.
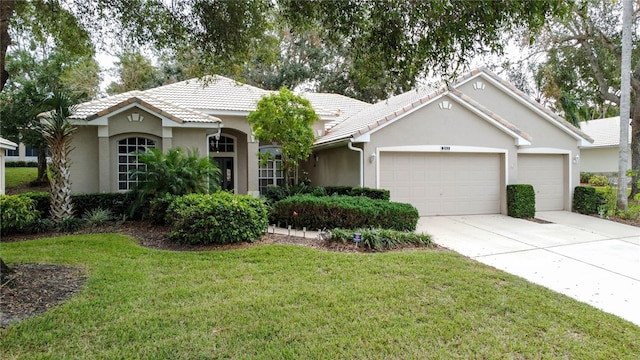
[417,211,640,326]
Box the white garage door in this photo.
[518,154,565,211]
[379,152,502,216]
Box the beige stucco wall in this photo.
[70,126,100,193]
[303,145,360,187]
[581,147,632,173]
[362,96,518,189]
[0,149,5,194]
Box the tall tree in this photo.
[534,0,640,198]
[39,91,77,224]
[106,52,162,94]
[248,88,318,187]
[618,0,632,211]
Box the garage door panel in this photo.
[380,152,501,216]
[518,154,565,211]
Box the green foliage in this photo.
[573,186,604,215]
[506,184,536,219]
[72,193,134,220]
[4,161,38,167]
[601,185,618,217]
[56,217,85,233]
[21,192,51,215]
[130,147,221,215]
[580,172,593,184]
[331,228,432,250]
[148,194,177,225]
[588,175,608,187]
[323,185,353,196]
[167,192,269,245]
[82,208,113,227]
[106,52,163,95]
[271,195,419,231]
[248,87,318,186]
[349,187,390,201]
[0,194,40,234]
[26,218,53,234]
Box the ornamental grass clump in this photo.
[166,192,268,245]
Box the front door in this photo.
[213,157,234,192]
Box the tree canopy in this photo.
[247,88,318,186]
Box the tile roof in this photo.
[71,91,222,124]
[316,86,445,145]
[579,117,632,147]
[300,92,370,129]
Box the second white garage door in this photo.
[518,154,565,211]
[379,152,502,216]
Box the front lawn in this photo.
[1,235,638,358]
[4,167,37,188]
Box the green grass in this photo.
[4,167,38,188]
[1,235,639,359]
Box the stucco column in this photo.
[98,126,110,192]
[162,127,173,151]
[247,140,260,197]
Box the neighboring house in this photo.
[5,143,39,163]
[0,137,18,194]
[68,68,593,216]
[578,117,632,175]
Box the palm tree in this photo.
[39,91,77,224]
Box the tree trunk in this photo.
[0,257,13,283]
[0,0,15,92]
[617,0,632,211]
[36,146,49,184]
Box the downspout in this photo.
[348,140,364,187]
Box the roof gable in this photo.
[454,68,593,145]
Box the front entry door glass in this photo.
[213,157,234,192]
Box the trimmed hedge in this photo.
[573,186,604,215]
[5,161,38,167]
[167,192,269,244]
[506,184,535,218]
[0,194,40,234]
[271,195,419,231]
[265,185,390,204]
[19,192,135,219]
[331,228,432,250]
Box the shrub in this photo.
[27,218,54,234]
[0,194,40,234]
[271,195,419,231]
[506,184,535,218]
[588,175,608,187]
[580,172,593,184]
[348,187,390,201]
[331,228,432,250]
[21,192,51,216]
[148,194,176,225]
[57,217,85,232]
[323,186,353,196]
[83,208,113,226]
[5,161,38,167]
[573,186,604,215]
[167,192,269,245]
[72,193,133,219]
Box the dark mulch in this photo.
[1,221,435,328]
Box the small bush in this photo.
[72,193,134,219]
[588,175,608,187]
[27,218,53,234]
[271,195,419,231]
[83,208,113,226]
[507,184,535,218]
[21,192,51,216]
[148,194,176,225]
[573,186,604,215]
[348,187,390,201]
[0,194,40,234]
[57,217,85,232]
[331,228,432,250]
[167,192,269,245]
[580,172,593,184]
[323,186,353,196]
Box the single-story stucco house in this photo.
[68,68,593,216]
[0,137,18,194]
[579,116,632,175]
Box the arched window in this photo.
[258,146,284,195]
[117,137,156,190]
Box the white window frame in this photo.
[117,137,156,191]
[258,146,284,195]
